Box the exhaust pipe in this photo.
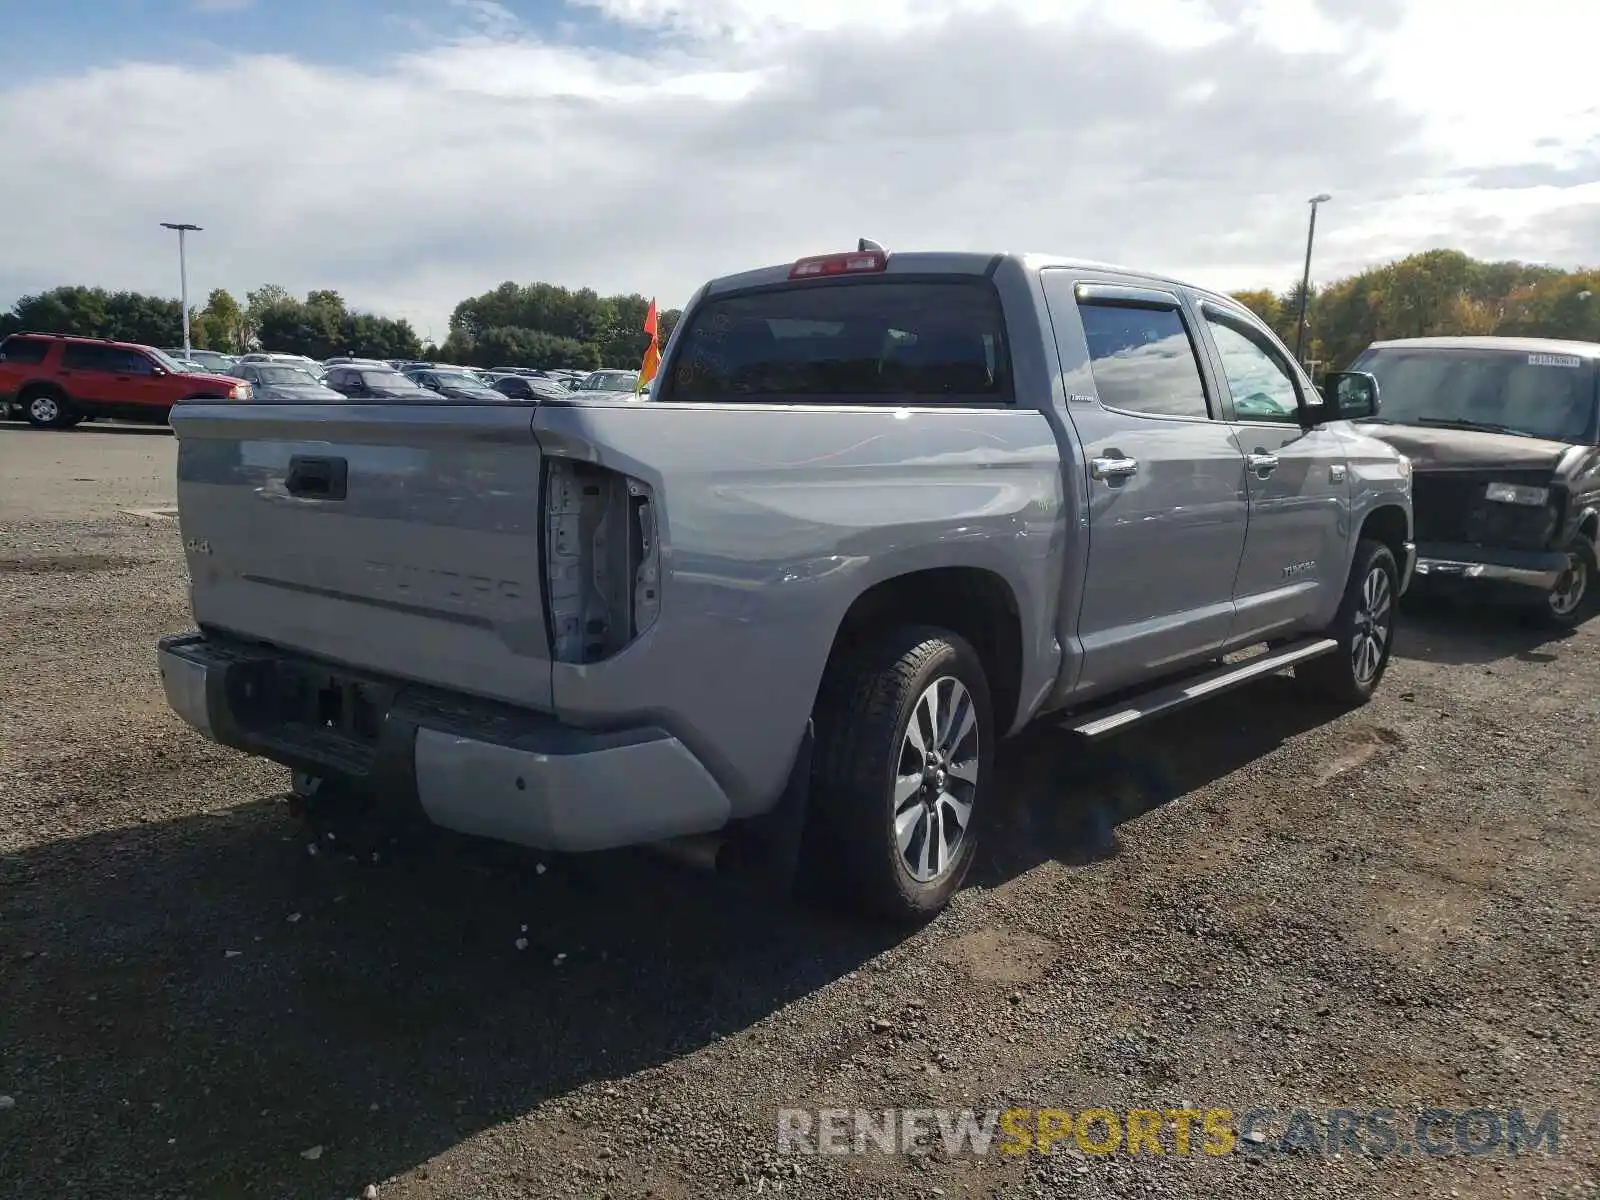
[644,833,739,875]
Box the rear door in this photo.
[1193,303,1348,639]
[170,400,554,709]
[1040,273,1250,697]
[58,342,122,405]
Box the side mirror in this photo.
[1321,371,1379,421]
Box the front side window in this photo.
[1077,302,1210,419]
[1205,317,1301,423]
[660,279,1010,404]
[114,350,157,376]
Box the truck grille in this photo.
[1411,470,1557,550]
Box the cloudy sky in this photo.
[2,0,1596,342]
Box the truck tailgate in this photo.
[169,401,553,710]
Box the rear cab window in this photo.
[1351,346,1600,443]
[658,278,1011,405]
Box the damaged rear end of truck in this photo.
[158,393,734,854]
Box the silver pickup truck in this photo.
[159,247,1414,921]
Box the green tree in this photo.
[200,288,244,352]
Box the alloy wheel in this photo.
[1351,564,1392,684]
[892,675,980,884]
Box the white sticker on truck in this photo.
[1528,353,1581,368]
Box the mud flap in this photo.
[738,719,814,898]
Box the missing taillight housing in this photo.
[544,460,660,664]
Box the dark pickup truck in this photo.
[1349,336,1600,626]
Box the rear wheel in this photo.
[803,626,993,923]
[1297,539,1398,705]
[21,389,76,429]
[1537,537,1595,628]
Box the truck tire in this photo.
[1296,538,1398,705]
[21,387,78,429]
[1535,536,1595,629]
[805,626,993,923]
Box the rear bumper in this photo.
[157,631,731,852]
[1410,542,1568,594]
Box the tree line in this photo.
[3,250,1594,372]
[1231,249,1600,373]
[0,280,681,371]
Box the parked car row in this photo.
[0,333,248,426]
[0,330,646,423]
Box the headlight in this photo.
[1396,454,1411,480]
[228,382,253,401]
[1484,482,1548,506]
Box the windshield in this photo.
[362,370,424,390]
[432,371,490,389]
[147,347,186,373]
[580,371,639,391]
[1352,347,1598,442]
[255,366,319,386]
[659,279,1009,402]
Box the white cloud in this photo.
[1,0,1596,343]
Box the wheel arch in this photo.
[1358,503,1410,568]
[820,566,1025,738]
[17,378,68,401]
[1577,505,1599,547]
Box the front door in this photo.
[1041,273,1250,699]
[1195,306,1348,641]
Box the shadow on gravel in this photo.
[1393,595,1578,666]
[0,801,898,1197]
[0,677,1335,1196]
[973,673,1341,882]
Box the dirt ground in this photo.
[1,423,1596,1200]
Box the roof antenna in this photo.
[858,238,886,253]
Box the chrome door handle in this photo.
[1246,452,1279,475]
[1090,455,1139,481]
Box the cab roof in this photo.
[698,249,1250,312]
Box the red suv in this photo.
[0,333,249,428]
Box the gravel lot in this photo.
[1,424,1596,1200]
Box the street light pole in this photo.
[1294,194,1330,367]
[160,222,203,358]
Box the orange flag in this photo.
[637,298,661,392]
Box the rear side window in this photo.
[0,336,50,364]
[1077,303,1211,420]
[61,344,123,371]
[660,279,1010,404]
